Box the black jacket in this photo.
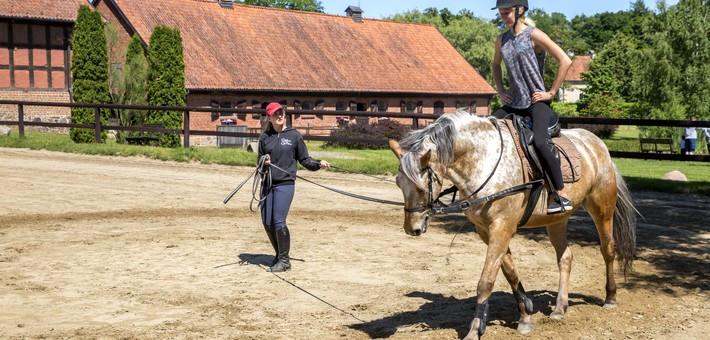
[258,127,321,185]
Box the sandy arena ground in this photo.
[0,147,708,339]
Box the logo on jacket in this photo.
[280,138,292,146]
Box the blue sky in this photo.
[321,0,681,20]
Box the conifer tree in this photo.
[146,26,186,147]
[70,5,111,143]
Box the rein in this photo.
[267,163,405,207]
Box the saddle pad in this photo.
[553,134,582,183]
[502,119,582,183]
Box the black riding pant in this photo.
[493,102,564,190]
[261,182,295,232]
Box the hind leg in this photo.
[476,228,534,334]
[584,194,618,307]
[546,220,573,320]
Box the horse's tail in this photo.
[613,163,637,279]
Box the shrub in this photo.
[326,119,411,149]
[551,102,578,117]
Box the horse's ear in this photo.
[389,139,402,160]
[420,149,432,168]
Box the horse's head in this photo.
[389,139,445,236]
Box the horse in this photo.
[388,110,636,339]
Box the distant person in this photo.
[258,102,330,272]
[682,116,698,155]
[491,0,573,214]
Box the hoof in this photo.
[550,311,565,320]
[517,322,534,334]
[603,302,618,309]
[463,319,481,340]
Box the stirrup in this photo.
[547,196,573,214]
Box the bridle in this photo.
[403,166,443,214]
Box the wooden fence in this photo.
[1,99,709,162]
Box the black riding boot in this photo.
[266,227,291,272]
[264,226,279,266]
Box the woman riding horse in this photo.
[492,0,573,214]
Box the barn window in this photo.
[434,101,445,114]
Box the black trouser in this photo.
[261,183,294,232]
[493,102,564,191]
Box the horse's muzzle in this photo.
[406,214,429,236]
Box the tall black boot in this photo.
[264,226,279,266]
[266,227,291,272]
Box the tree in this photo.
[236,0,323,12]
[117,34,149,143]
[70,5,111,143]
[633,0,710,122]
[106,22,125,120]
[581,33,641,101]
[146,25,186,148]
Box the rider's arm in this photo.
[531,29,572,96]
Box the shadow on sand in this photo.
[428,191,710,292]
[348,289,604,338]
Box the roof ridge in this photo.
[181,0,437,27]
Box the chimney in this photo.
[218,0,234,9]
[345,6,363,23]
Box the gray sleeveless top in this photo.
[501,26,546,109]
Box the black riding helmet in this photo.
[492,0,529,31]
[491,0,529,10]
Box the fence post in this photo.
[18,104,25,138]
[183,110,190,148]
[94,107,101,143]
[413,117,420,129]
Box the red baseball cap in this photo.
[265,102,284,116]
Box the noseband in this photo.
[403,166,442,214]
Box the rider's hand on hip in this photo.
[532,91,554,103]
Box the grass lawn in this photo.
[1,130,708,196]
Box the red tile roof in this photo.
[0,0,90,22]
[107,0,495,95]
[565,56,592,82]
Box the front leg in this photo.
[479,229,534,334]
[464,226,514,339]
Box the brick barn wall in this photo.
[185,93,492,146]
[0,90,71,133]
